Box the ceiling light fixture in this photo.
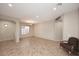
[4,24,8,27]
[53,7,56,10]
[53,3,62,11]
[36,16,39,18]
[25,20,36,24]
[8,3,12,7]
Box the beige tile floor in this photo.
[0,37,68,56]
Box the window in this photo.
[21,26,30,35]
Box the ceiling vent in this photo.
[57,3,62,6]
[55,16,62,22]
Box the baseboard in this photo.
[0,39,15,42]
[0,36,62,43]
[34,36,61,42]
[20,36,35,39]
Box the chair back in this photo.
[68,37,79,51]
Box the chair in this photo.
[60,37,79,55]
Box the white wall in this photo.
[34,10,79,41]
[55,21,63,41]
[34,20,56,40]
[0,20,34,42]
[0,20,16,41]
[34,19,63,41]
[63,9,79,41]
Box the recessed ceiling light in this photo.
[53,7,56,10]
[8,4,12,7]
[36,16,39,18]
[26,20,36,24]
[4,24,8,27]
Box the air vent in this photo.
[57,3,62,6]
[55,16,62,22]
[56,16,61,21]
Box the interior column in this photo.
[15,21,20,43]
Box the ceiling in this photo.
[0,3,79,23]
